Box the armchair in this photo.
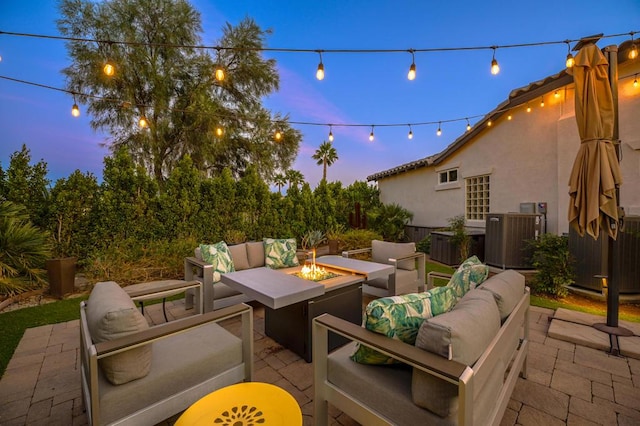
[343,240,425,296]
[80,281,253,426]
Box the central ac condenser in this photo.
[485,213,542,269]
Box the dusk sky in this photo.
[1,0,639,188]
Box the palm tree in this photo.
[285,169,305,190]
[312,141,339,181]
[273,173,286,194]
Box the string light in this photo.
[526,103,532,113]
[554,90,560,98]
[540,96,545,107]
[328,125,334,142]
[466,118,471,131]
[487,120,492,127]
[407,49,416,81]
[71,95,80,117]
[629,32,638,60]
[565,41,575,68]
[634,74,638,87]
[316,51,325,81]
[436,122,442,136]
[275,128,282,141]
[215,126,223,137]
[407,125,413,139]
[214,65,225,81]
[103,60,115,77]
[369,125,374,141]
[490,47,500,75]
[139,116,148,128]
[507,114,512,120]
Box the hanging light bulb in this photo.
[487,120,492,127]
[408,125,413,139]
[634,74,638,88]
[507,114,512,120]
[490,47,500,75]
[565,41,575,68]
[540,97,545,107]
[466,119,471,132]
[214,65,225,82]
[103,60,115,77]
[407,50,416,81]
[436,122,442,136]
[328,125,334,142]
[215,126,223,137]
[554,90,560,98]
[71,95,80,118]
[629,33,638,60]
[316,51,325,80]
[139,116,148,128]
[369,126,374,141]
[275,128,282,141]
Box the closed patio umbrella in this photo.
[567,42,622,241]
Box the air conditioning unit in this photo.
[485,213,542,269]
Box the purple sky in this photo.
[1,0,639,188]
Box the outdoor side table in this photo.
[124,279,202,321]
[175,382,302,426]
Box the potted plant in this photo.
[326,224,346,255]
[300,230,326,264]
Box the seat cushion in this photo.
[372,240,416,270]
[264,238,300,269]
[200,241,235,282]
[412,289,500,417]
[246,241,266,268]
[446,255,489,300]
[351,286,456,365]
[86,281,151,385]
[227,243,250,271]
[479,270,525,322]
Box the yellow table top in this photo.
[175,382,302,426]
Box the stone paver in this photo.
[2,301,640,425]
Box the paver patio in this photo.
[1,298,640,425]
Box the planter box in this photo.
[46,257,77,298]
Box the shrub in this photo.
[527,233,573,297]
[340,229,383,252]
[416,235,431,254]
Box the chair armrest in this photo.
[342,247,372,258]
[94,303,251,357]
[313,313,467,382]
[427,271,452,290]
[389,252,426,292]
[126,280,201,301]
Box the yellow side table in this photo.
[176,382,302,425]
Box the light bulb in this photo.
[139,117,148,128]
[71,103,80,117]
[103,61,115,77]
[554,90,560,98]
[487,120,492,127]
[527,106,531,113]
[566,53,575,68]
[408,128,413,139]
[490,58,500,75]
[328,129,334,142]
[214,66,225,82]
[436,125,442,136]
[316,62,325,80]
[275,130,282,141]
[540,98,545,107]
[507,114,512,120]
[634,77,638,88]
[466,123,471,131]
[215,126,223,137]
[407,63,416,80]
[630,45,638,60]
[369,127,374,141]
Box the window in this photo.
[439,169,458,184]
[466,175,490,221]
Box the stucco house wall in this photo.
[370,44,640,237]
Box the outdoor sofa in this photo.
[80,281,253,425]
[313,268,529,425]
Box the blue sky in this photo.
[1,0,639,188]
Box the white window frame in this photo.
[465,174,490,224]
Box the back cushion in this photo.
[446,255,489,300]
[264,238,300,269]
[246,241,265,268]
[228,243,250,271]
[350,286,456,365]
[412,289,500,417]
[200,241,235,282]
[86,281,151,385]
[479,270,525,322]
[372,240,416,271]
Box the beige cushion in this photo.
[479,270,525,322]
[372,240,416,271]
[412,289,500,417]
[86,281,151,385]
[246,241,265,268]
[228,243,250,271]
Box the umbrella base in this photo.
[593,323,634,336]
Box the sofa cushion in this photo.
[412,289,500,417]
[200,241,235,282]
[446,255,489,300]
[372,240,416,271]
[227,243,250,271]
[264,238,300,269]
[351,286,456,365]
[479,269,525,322]
[86,281,151,385]
[246,241,265,268]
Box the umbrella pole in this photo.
[593,45,632,351]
